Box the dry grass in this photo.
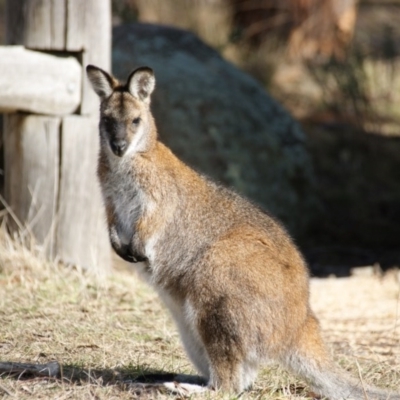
[0,228,399,399]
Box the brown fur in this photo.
[86,65,399,399]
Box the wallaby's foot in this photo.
[163,382,208,395]
[206,359,258,394]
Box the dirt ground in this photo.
[0,231,399,399]
[311,270,400,370]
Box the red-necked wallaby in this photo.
[86,65,399,399]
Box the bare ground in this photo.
[0,231,399,399]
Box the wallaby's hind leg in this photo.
[176,320,210,380]
[206,355,258,392]
[195,300,259,392]
[208,359,242,392]
[156,293,211,379]
[240,359,259,390]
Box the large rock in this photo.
[112,23,318,239]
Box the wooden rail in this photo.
[0,46,81,115]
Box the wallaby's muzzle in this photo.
[110,138,128,157]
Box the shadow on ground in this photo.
[0,360,206,394]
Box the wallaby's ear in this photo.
[127,67,155,104]
[86,65,117,99]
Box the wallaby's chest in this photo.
[101,161,143,246]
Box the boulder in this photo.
[112,23,319,239]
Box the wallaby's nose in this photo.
[110,139,127,157]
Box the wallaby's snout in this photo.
[100,115,129,157]
[110,138,127,157]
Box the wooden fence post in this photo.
[3,0,111,271]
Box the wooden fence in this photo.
[1,0,111,271]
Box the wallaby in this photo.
[86,64,399,399]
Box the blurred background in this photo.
[1,0,399,275]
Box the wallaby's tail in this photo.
[283,314,400,400]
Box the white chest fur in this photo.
[102,156,143,247]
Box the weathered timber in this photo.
[66,0,111,114]
[3,0,111,271]
[3,114,60,257]
[6,0,111,114]
[6,0,66,50]
[57,116,110,269]
[0,46,81,115]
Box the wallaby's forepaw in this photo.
[124,251,147,263]
[113,243,147,263]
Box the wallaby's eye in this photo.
[132,117,141,125]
